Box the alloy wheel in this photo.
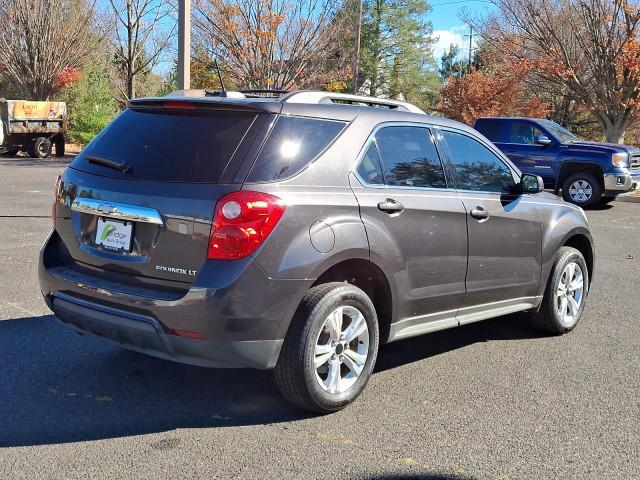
[314,306,369,394]
[556,261,585,326]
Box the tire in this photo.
[275,282,380,413]
[54,135,65,157]
[534,247,589,335]
[562,172,601,208]
[28,137,52,159]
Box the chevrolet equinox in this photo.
[39,90,594,413]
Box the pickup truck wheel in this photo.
[535,247,589,335]
[562,172,601,208]
[275,282,379,413]
[28,137,52,159]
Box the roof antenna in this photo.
[213,56,227,96]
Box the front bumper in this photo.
[604,170,640,195]
[39,230,310,369]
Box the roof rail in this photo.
[280,91,425,114]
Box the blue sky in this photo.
[429,0,496,63]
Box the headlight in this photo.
[612,152,629,168]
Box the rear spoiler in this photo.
[128,96,283,114]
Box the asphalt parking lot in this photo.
[1,156,639,480]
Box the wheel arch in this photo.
[562,233,594,285]
[311,258,395,344]
[555,160,604,192]
[539,220,595,300]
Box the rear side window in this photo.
[247,116,346,182]
[442,130,515,193]
[73,108,257,182]
[475,120,503,142]
[375,126,447,188]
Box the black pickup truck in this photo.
[475,117,640,207]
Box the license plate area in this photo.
[95,217,133,252]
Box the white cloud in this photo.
[432,26,478,63]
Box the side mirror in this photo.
[520,174,545,194]
[535,135,552,146]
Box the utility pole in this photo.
[352,0,363,94]
[178,0,191,90]
[464,25,475,75]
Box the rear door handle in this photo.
[377,198,404,214]
[470,206,490,221]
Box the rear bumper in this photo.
[604,170,640,195]
[39,230,310,369]
[52,294,283,369]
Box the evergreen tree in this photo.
[359,0,440,110]
[439,44,466,80]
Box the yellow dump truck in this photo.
[0,99,67,158]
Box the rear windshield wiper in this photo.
[85,155,131,173]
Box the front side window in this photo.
[374,126,447,188]
[442,131,516,193]
[247,116,346,182]
[509,121,545,145]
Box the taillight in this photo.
[208,191,286,260]
[52,175,61,228]
[162,101,196,110]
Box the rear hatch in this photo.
[54,100,277,285]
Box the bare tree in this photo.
[0,0,99,100]
[192,0,346,90]
[106,0,175,99]
[472,0,640,143]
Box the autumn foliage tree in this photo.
[438,67,549,125]
[0,0,99,100]
[475,0,640,143]
[192,0,348,90]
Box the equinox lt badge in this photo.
[155,265,197,276]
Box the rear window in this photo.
[247,116,347,182]
[72,108,257,182]
[475,120,503,142]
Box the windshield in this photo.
[539,120,581,143]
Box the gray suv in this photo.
[39,90,594,413]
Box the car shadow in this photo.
[366,474,473,480]
[375,311,543,373]
[0,312,544,447]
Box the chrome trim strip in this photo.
[456,296,541,326]
[71,198,164,225]
[387,296,542,342]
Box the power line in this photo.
[431,0,492,7]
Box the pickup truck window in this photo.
[475,120,502,142]
[539,120,581,143]
[443,131,515,193]
[509,122,545,144]
[375,126,447,188]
